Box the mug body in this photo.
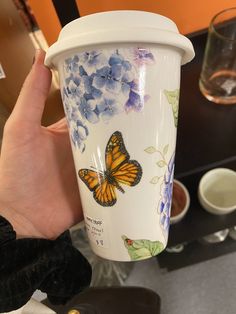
[58,44,181,261]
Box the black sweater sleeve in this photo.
[0,231,92,312]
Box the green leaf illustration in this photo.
[164,89,180,127]
[163,144,169,156]
[122,235,164,261]
[150,176,160,184]
[164,89,180,103]
[129,248,152,260]
[144,146,157,154]
[156,160,166,167]
[147,240,164,256]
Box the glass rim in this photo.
[210,7,236,42]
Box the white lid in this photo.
[45,11,195,68]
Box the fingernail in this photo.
[32,49,41,65]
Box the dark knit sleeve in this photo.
[0,232,92,312]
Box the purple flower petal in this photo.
[125,90,141,110]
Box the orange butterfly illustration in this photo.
[79,131,142,207]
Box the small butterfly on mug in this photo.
[78,131,142,207]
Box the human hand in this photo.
[0,50,83,239]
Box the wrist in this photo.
[0,206,44,239]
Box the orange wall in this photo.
[28,0,61,45]
[29,0,236,45]
[77,0,236,35]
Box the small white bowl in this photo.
[170,179,190,224]
[198,168,236,215]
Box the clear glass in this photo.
[199,7,236,104]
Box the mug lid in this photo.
[45,10,195,68]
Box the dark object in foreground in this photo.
[0,231,92,312]
[44,286,161,314]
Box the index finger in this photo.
[12,50,52,125]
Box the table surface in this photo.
[168,31,236,247]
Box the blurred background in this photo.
[0,1,235,313]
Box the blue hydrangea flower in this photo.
[63,86,89,151]
[95,97,123,122]
[80,51,105,68]
[62,88,78,123]
[121,71,133,95]
[92,65,122,93]
[62,88,71,116]
[65,55,80,72]
[133,48,155,66]
[82,73,102,99]
[78,97,99,124]
[65,73,81,87]
[92,52,133,94]
[109,52,132,71]
[69,106,79,122]
[62,49,155,152]
[109,52,133,95]
[159,153,175,232]
[71,119,89,152]
[66,76,82,100]
[72,65,102,99]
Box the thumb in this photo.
[12,49,52,125]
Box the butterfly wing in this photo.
[113,160,142,186]
[79,169,117,207]
[79,131,142,206]
[105,131,129,172]
[94,181,117,207]
[78,169,102,191]
[106,131,142,187]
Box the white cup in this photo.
[198,168,236,215]
[45,11,194,261]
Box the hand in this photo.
[0,50,83,239]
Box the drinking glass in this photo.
[199,7,236,104]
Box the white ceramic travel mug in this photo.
[45,11,194,261]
